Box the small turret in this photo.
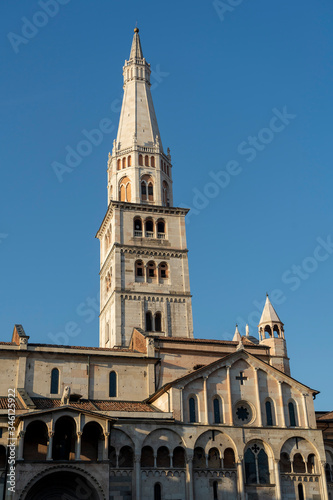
[259,295,290,375]
[233,324,241,342]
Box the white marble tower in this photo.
[96,28,193,347]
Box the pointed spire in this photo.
[259,295,282,325]
[129,27,143,60]
[233,324,241,342]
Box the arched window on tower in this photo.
[148,182,154,201]
[139,154,143,166]
[155,312,162,332]
[135,260,144,282]
[145,311,152,332]
[145,155,149,166]
[119,177,131,202]
[109,371,117,397]
[145,219,154,238]
[288,401,297,427]
[147,261,156,282]
[122,157,126,169]
[158,262,168,281]
[128,155,132,167]
[134,218,142,237]
[117,159,121,170]
[141,181,147,201]
[50,368,59,394]
[151,156,155,168]
[157,220,165,239]
[189,397,197,423]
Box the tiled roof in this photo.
[29,344,131,352]
[94,400,156,412]
[317,411,333,421]
[152,336,266,348]
[31,398,157,413]
[0,342,15,346]
[0,397,21,410]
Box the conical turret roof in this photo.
[129,27,143,60]
[259,295,283,325]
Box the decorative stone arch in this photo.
[109,428,135,466]
[194,429,237,460]
[141,427,186,456]
[19,465,106,500]
[243,438,274,485]
[279,436,320,463]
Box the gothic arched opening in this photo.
[52,416,76,461]
[173,446,185,468]
[156,446,170,468]
[141,446,154,468]
[118,445,134,468]
[24,471,100,500]
[23,420,48,461]
[81,421,103,461]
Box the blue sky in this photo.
[1,1,332,409]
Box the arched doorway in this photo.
[52,416,76,460]
[24,471,101,500]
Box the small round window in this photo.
[234,401,253,425]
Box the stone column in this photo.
[153,453,157,469]
[278,381,286,427]
[134,455,141,500]
[302,393,309,428]
[186,456,194,500]
[254,367,262,426]
[169,453,173,469]
[17,430,25,460]
[75,431,82,460]
[103,432,110,460]
[236,455,245,500]
[226,365,233,425]
[203,376,209,425]
[46,431,54,461]
[320,460,329,500]
[180,387,184,422]
[274,458,282,500]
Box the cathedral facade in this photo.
[0,28,332,500]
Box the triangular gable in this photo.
[148,349,318,403]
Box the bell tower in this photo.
[258,295,290,375]
[96,28,193,348]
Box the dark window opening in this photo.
[109,371,117,397]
